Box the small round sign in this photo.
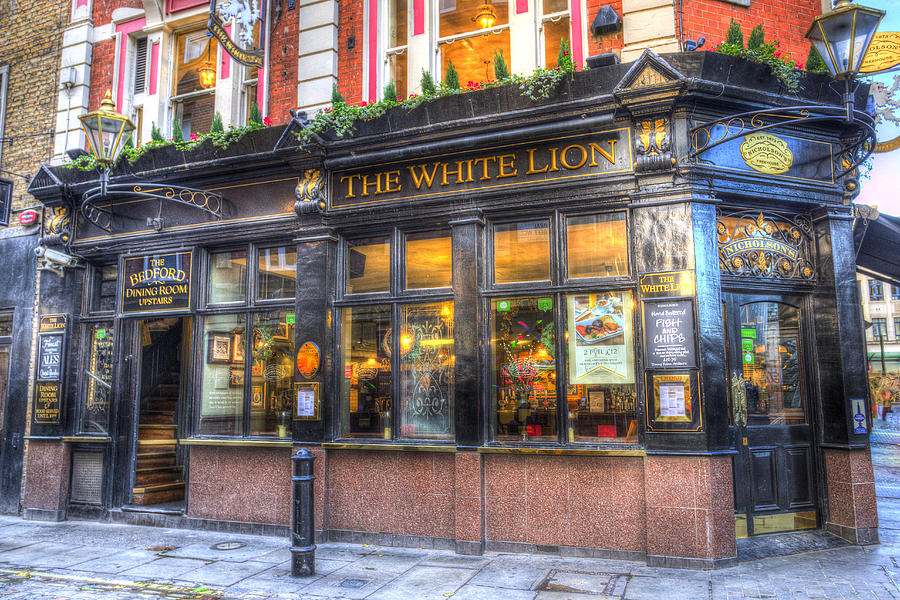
[297,341,320,379]
[18,210,38,226]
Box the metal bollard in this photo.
[291,447,316,577]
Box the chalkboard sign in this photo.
[37,333,63,381]
[643,300,697,369]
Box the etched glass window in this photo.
[341,305,392,438]
[80,323,115,434]
[208,250,247,304]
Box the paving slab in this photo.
[420,553,492,569]
[352,550,428,574]
[299,566,395,599]
[163,540,285,562]
[451,584,539,600]
[625,575,710,600]
[367,565,476,600]
[540,571,625,596]
[177,558,274,586]
[68,548,160,573]
[118,556,213,580]
[468,565,550,590]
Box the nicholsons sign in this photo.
[331,129,632,207]
[122,252,192,314]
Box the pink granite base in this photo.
[824,448,879,544]
[23,440,70,514]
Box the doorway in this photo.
[131,317,192,509]
[725,294,818,537]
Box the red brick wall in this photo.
[585,0,624,58]
[337,0,364,104]
[88,39,116,115]
[682,0,820,64]
[268,11,300,123]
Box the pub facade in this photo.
[23,50,877,568]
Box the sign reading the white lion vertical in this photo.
[208,0,264,68]
[122,252,192,314]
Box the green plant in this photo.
[445,60,460,90]
[211,112,224,133]
[725,18,744,49]
[421,69,436,96]
[249,101,262,124]
[172,119,184,142]
[557,39,573,70]
[493,50,510,81]
[150,122,164,142]
[806,45,828,74]
[383,79,398,102]
[747,24,765,51]
[332,83,345,106]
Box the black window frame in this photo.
[336,226,455,443]
[484,208,639,447]
[194,241,298,439]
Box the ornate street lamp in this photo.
[806,0,885,80]
[78,90,135,166]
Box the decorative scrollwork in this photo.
[80,181,226,232]
[717,209,814,280]
[634,118,673,172]
[43,206,71,246]
[295,169,326,215]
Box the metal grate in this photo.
[70,450,103,504]
[134,38,148,95]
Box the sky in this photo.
[855,0,900,217]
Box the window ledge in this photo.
[180,438,292,447]
[62,436,112,443]
[478,446,645,457]
[323,442,457,452]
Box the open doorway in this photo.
[131,317,192,510]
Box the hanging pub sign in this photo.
[33,314,68,425]
[122,251,192,314]
[860,32,900,73]
[331,128,633,208]
[208,0,264,68]
[0,177,11,227]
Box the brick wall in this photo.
[585,0,624,58]
[681,0,820,62]
[0,0,69,212]
[268,8,300,123]
[337,0,363,104]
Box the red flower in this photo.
[189,133,199,141]
[775,51,782,58]
[562,50,569,56]
[361,101,368,106]
[263,116,272,126]
[397,97,402,102]
[324,107,331,112]
[795,61,804,69]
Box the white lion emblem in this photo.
[871,74,900,127]
[216,0,261,46]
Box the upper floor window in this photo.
[892,285,900,301]
[869,279,884,302]
[173,27,218,137]
[541,0,570,68]
[872,317,887,341]
[438,0,511,86]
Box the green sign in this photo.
[96,329,106,340]
[538,298,552,310]
[286,313,296,325]
[741,338,753,353]
[741,328,756,339]
[497,300,510,312]
[743,352,754,365]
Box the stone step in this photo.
[134,466,184,487]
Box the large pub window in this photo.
[196,245,297,438]
[489,211,638,445]
[339,229,454,441]
[77,264,119,435]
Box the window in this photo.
[0,312,11,437]
[869,279,884,301]
[340,229,454,440]
[172,27,217,137]
[88,264,118,313]
[540,0,570,69]
[873,318,887,341]
[197,244,297,437]
[385,0,408,98]
[80,323,115,434]
[490,212,637,444]
[895,318,900,340]
[438,0,510,85]
[892,285,900,301]
[239,23,261,124]
[0,66,8,167]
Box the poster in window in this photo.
[567,291,635,384]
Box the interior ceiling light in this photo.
[473,2,497,29]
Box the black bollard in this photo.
[291,447,316,577]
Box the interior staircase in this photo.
[132,380,184,506]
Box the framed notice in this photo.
[33,314,68,426]
[296,382,319,420]
[647,371,702,431]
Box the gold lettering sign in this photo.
[296,342,320,379]
[331,129,631,207]
[639,271,695,298]
[860,32,900,73]
[740,133,793,175]
[721,238,799,262]
[34,381,62,424]
[40,315,67,332]
[122,251,193,314]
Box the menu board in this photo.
[37,334,63,381]
[643,300,696,369]
[34,381,62,424]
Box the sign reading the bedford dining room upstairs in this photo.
[331,129,632,207]
[122,252,193,314]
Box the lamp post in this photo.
[806,0,886,121]
[77,90,135,198]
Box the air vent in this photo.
[70,450,103,504]
[134,38,148,95]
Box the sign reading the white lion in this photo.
[208,0,264,68]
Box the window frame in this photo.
[537,0,571,69]
[892,285,900,301]
[194,242,297,439]
[169,24,218,138]
[0,310,12,437]
[336,227,455,442]
[872,317,888,341]
[0,66,9,167]
[484,208,639,447]
[869,279,884,302]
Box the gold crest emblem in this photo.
[740,133,793,175]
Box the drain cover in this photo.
[210,541,247,551]
[339,578,369,589]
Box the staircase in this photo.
[132,381,184,506]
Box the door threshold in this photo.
[737,529,848,562]
[121,502,185,516]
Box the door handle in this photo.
[732,370,748,427]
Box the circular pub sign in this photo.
[296,342,320,379]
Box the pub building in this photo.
[21,50,882,568]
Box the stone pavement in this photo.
[4,427,900,600]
